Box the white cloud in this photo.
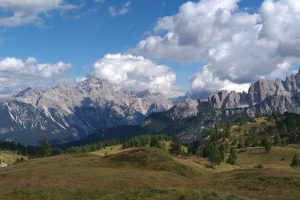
[0,0,81,27]
[0,57,71,95]
[190,65,250,93]
[75,76,88,83]
[134,0,300,94]
[108,2,131,17]
[91,54,181,97]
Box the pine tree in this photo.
[187,141,199,155]
[169,136,182,156]
[283,124,288,135]
[291,154,300,169]
[149,136,161,148]
[227,148,237,165]
[264,140,272,153]
[203,144,224,166]
[237,138,244,149]
[40,138,52,157]
[218,144,225,162]
[244,137,252,147]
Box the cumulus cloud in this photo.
[134,0,300,94]
[91,54,181,97]
[190,65,251,94]
[0,0,80,27]
[0,57,71,95]
[75,76,88,83]
[108,2,131,17]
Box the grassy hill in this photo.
[0,151,25,165]
[0,146,300,200]
[1,113,300,200]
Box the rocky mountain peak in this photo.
[0,77,173,145]
[169,67,300,120]
[15,87,33,97]
[76,77,114,93]
[135,89,152,98]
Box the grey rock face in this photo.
[169,68,300,120]
[77,68,300,144]
[0,78,172,145]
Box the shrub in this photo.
[255,163,264,169]
[227,148,237,165]
[291,154,300,169]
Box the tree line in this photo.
[1,112,300,168]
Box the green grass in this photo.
[0,147,300,200]
[237,146,300,169]
[229,117,276,139]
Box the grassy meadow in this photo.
[0,146,299,200]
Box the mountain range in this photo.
[1,68,300,145]
[66,68,300,146]
[0,78,172,145]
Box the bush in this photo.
[261,137,272,152]
[15,157,25,164]
[291,154,300,169]
[264,141,272,153]
[255,163,264,169]
[227,148,237,165]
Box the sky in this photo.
[0,0,300,97]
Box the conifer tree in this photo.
[40,138,52,157]
[149,136,161,148]
[169,136,182,156]
[227,148,237,165]
[203,144,224,166]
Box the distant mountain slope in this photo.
[65,108,247,147]
[68,68,300,146]
[182,68,300,114]
[0,78,172,145]
[145,67,300,140]
[3,68,300,146]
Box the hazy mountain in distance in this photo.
[0,78,173,145]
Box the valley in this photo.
[1,113,300,199]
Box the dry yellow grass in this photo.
[0,151,25,164]
[237,146,300,170]
[90,142,188,157]
[0,147,299,200]
[91,145,136,156]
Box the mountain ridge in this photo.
[2,68,300,145]
[172,68,300,119]
[67,68,300,146]
[0,77,172,145]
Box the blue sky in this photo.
[1,0,299,97]
[0,0,191,89]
